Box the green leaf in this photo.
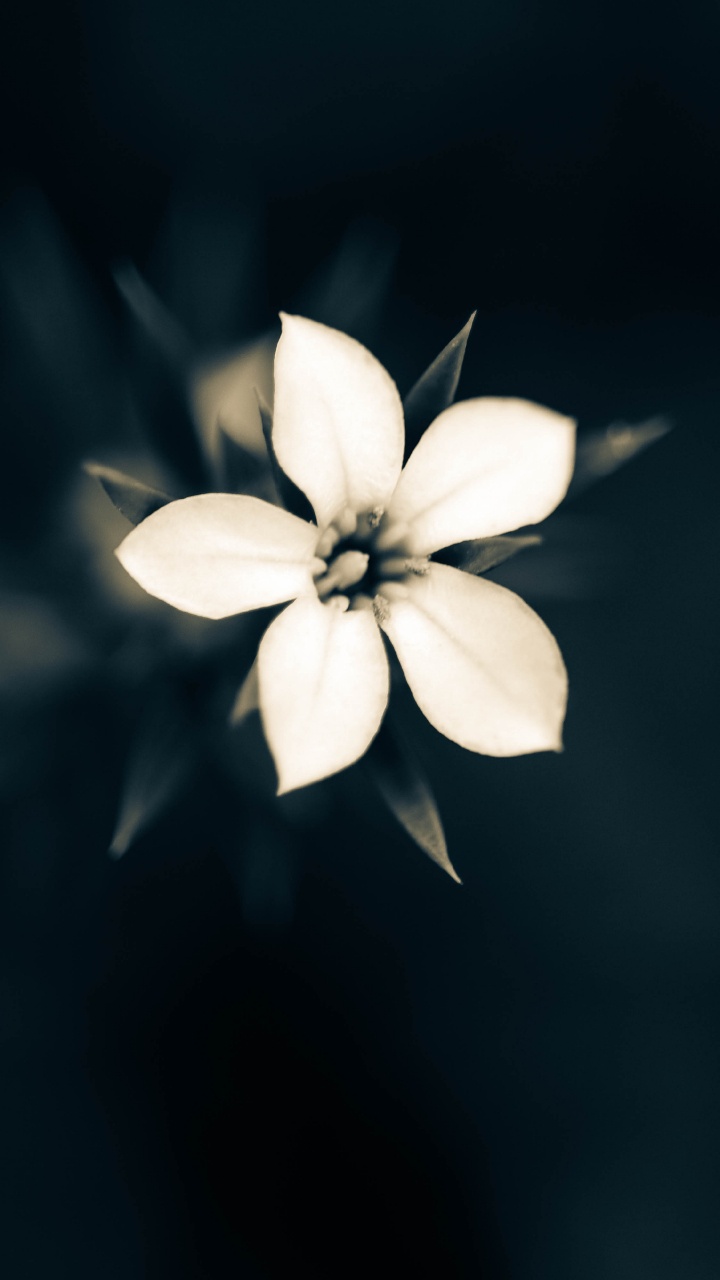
[255,389,315,521]
[114,262,209,490]
[444,534,543,575]
[365,713,460,883]
[83,461,173,525]
[569,417,671,497]
[109,686,196,858]
[403,312,476,454]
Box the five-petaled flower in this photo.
[116,315,575,793]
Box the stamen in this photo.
[354,506,385,542]
[371,583,408,621]
[372,594,391,625]
[380,554,429,579]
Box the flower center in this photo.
[315,550,370,599]
[313,508,429,611]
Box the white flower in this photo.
[116,315,575,794]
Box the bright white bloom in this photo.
[116,315,575,793]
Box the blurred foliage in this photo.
[1,24,719,1265]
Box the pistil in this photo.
[314,550,370,599]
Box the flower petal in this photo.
[272,314,404,529]
[379,563,567,756]
[383,398,576,554]
[116,493,321,619]
[258,595,389,793]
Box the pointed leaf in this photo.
[256,389,314,521]
[569,417,671,497]
[115,262,208,489]
[109,686,196,857]
[403,313,476,453]
[365,711,460,882]
[229,658,260,724]
[215,423,267,494]
[442,534,543,575]
[482,514,619,600]
[84,461,173,525]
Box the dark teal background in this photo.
[1,1,719,1275]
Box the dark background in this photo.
[2,1,720,1276]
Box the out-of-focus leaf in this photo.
[443,534,543,575]
[229,658,259,724]
[109,686,196,858]
[83,461,173,525]
[115,263,208,490]
[569,417,671,497]
[215,424,268,494]
[0,191,125,449]
[487,514,620,599]
[230,817,298,935]
[256,390,314,521]
[365,712,460,883]
[0,591,89,696]
[403,313,476,455]
[151,188,262,348]
[301,219,399,341]
[115,262,190,362]
[191,334,275,457]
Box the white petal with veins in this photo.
[116,493,321,619]
[384,397,576,554]
[272,314,405,530]
[258,595,390,793]
[380,562,567,756]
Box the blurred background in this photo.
[1,0,720,1276]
